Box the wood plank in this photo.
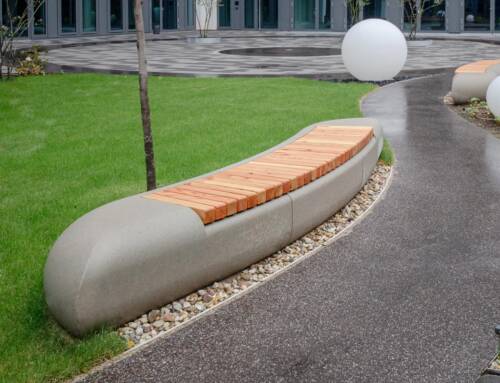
[455,60,500,74]
[237,164,305,188]
[275,149,339,169]
[146,193,215,224]
[189,181,259,208]
[307,127,372,134]
[266,152,333,173]
[158,190,227,221]
[248,161,314,183]
[202,179,267,204]
[177,184,249,211]
[211,174,282,200]
[166,188,238,216]
[261,155,327,177]
[225,168,293,192]
[296,138,360,146]
[249,160,316,182]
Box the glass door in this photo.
[187,0,194,28]
[464,0,490,31]
[61,0,76,33]
[110,0,123,30]
[261,0,278,28]
[318,0,331,29]
[162,0,177,29]
[82,0,96,32]
[245,0,255,27]
[421,0,445,30]
[219,0,231,27]
[363,0,385,18]
[294,0,315,29]
[128,0,135,30]
[496,0,500,30]
[32,0,46,35]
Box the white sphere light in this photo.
[486,77,500,118]
[341,19,408,81]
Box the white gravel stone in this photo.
[118,164,392,347]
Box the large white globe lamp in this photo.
[486,77,500,118]
[341,19,408,81]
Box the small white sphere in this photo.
[487,77,500,118]
[341,19,408,81]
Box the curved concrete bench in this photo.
[44,118,384,336]
[449,60,500,104]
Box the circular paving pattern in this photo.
[219,47,341,57]
[43,35,500,78]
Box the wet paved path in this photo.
[81,74,500,382]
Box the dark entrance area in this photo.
[163,0,177,29]
[261,0,278,28]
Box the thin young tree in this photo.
[402,0,444,40]
[195,0,216,38]
[0,0,45,79]
[133,0,157,190]
[345,0,369,27]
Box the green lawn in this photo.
[0,74,376,382]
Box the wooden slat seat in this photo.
[455,60,500,74]
[144,125,374,224]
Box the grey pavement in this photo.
[79,74,500,382]
[36,33,500,77]
[15,30,500,50]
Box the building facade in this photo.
[1,0,500,39]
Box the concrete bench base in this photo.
[44,118,383,336]
[448,60,500,104]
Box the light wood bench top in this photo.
[145,125,374,224]
[455,60,500,74]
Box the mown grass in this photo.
[0,74,375,382]
[379,139,395,165]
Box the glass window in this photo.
[496,0,500,30]
[261,0,277,28]
[294,0,315,29]
[319,0,331,29]
[347,3,360,27]
[128,0,135,29]
[61,0,76,33]
[363,0,385,19]
[162,0,177,29]
[464,0,490,31]
[245,0,254,28]
[2,0,28,36]
[82,0,96,32]
[152,0,160,27]
[187,0,194,27]
[33,0,46,35]
[110,0,123,30]
[403,1,414,31]
[219,0,230,27]
[421,0,445,30]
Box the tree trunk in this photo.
[410,22,417,40]
[134,0,157,191]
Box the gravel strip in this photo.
[446,98,500,139]
[118,163,392,348]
